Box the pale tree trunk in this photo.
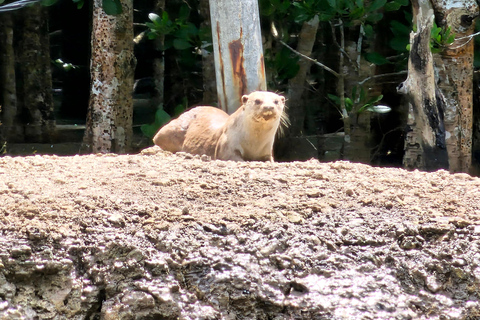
[287,15,319,137]
[209,0,266,113]
[16,5,55,143]
[0,13,17,146]
[431,0,478,173]
[152,0,165,110]
[82,0,135,154]
[398,0,448,171]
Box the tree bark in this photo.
[209,0,266,114]
[430,0,478,173]
[16,5,55,143]
[0,13,17,146]
[286,15,319,137]
[398,0,448,171]
[82,0,135,154]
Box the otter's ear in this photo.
[280,96,285,103]
[242,95,249,104]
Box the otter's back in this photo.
[153,106,229,157]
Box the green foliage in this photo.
[430,23,455,53]
[140,107,171,139]
[364,52,390,65]
[328,86,387,114]
[41,0,59,6]
[141,99,186,139]
[389,13,456,55]
[389,18,411,53]
[266,47,300,81]
[146,12,175,40]
[291,0,408,28]
[72,0,84,10]
[259,0,290,17]
[146,5,207,53]
[102,0,122,15]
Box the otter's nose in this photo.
[262,105,275,112]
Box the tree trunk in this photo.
[199,0,217,105]
[286,15,319,137]
[0,13,17,146]
[430,0,478,173]
[209,0,266,114]
[16,5,55,143]
[398,0,448,171]
[82,0,135,154]
[151,0,165,110]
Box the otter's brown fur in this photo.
[153,91,286,161]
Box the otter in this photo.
[153,91,286,161]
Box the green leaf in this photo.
[102,0,122,15]
[154,108,171,126]
[390,20,410,35]
[147,32,158,40]
[279,0,290,12]
[140,124,157,138]
[367,0,387,12]
[327,0,336,9]
[41,0,59,6]
[318,13,336,21]
[345,98,353,112]
[140,107,171,138]
[173,38,191,50]
[173,104,186,117]
[352,86,358,101]
[385,2,401,11]
[363,24,374,37]
[145,22,156,30]
[366,94,384,105]
[148,13,161,25]
[366,12,383,23]
[359,87,366,102]
[396,0,409,6]
[390,37,409,52]
[328,94,341,106]
[75,0,84,9]
[178,4,190,20]
[365,52,390,65]
[349,6,365,20]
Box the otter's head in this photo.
[242,91,285,124]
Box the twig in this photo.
[271,22,340,78]
[370,126,403,162]
[277,39,340,78]
[329,21,358,72]
[358,70,408,86]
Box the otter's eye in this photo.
[274,100,279,105]
[255,99,262,105]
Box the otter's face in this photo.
[242,91,285,123]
